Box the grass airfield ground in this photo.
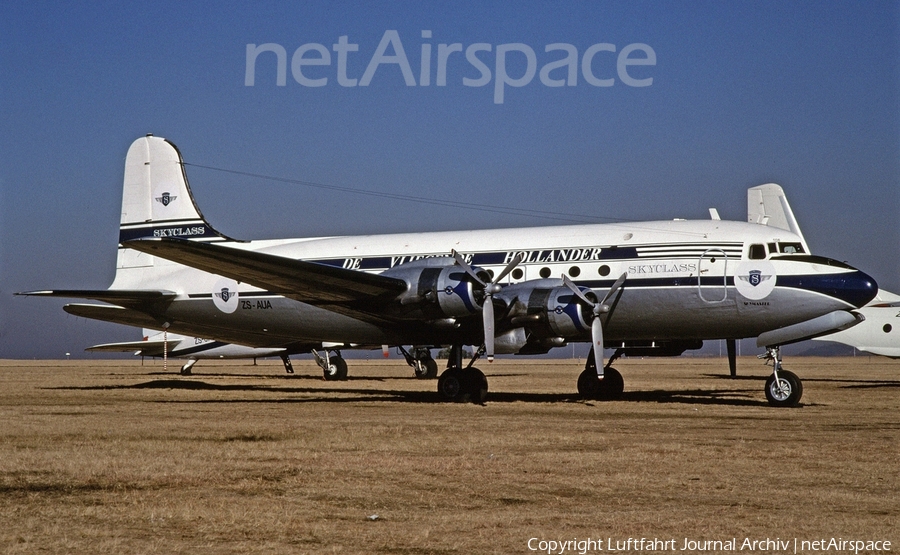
[0,357,897,554]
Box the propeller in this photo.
[451,250,523,362]
[562,272,627,376]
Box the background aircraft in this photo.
[812,290,900,358]
[20,136,878,406]
[86,328,293,375]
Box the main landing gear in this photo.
[312,349,348,381]
[436,345,488,404]
[398,346,439,379]
[759,346,803,407]
[280,354,294,374]
[180,358,197,376]
[577,347,625,401]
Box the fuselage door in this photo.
[698,249,728,303]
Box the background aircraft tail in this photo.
[747,183,810,252]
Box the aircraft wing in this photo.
[123,237,409,315]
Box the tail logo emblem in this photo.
[155,192,177,207]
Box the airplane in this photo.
[812,290,900,358]
[86,328,294,374]
[18,134,879,406]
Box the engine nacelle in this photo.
[382,257,489,320]
[544,285,595,337]
[498,279,597,340]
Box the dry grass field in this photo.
[0,356,897,554]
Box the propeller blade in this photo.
[592,316,604,377]
[562,275,596,307]
[599,272,628,307]
[451,249,486,286]
[493,253,523,284]
[483,298,495,362]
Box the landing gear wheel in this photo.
[577,367,624,401]
[437,368,470,403]
[764,370,802,407]
[464,367,488,404]
[437,367,487,403]
[414,357,438,380]
[322,356,348,381]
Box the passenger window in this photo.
[749,244,766,260]
[539,267,551,278]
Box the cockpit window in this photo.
[778,242,804,254]
[768,242,805,254]
[748,244,767,260]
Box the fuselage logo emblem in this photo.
[744,269,772,287]
[734,261,777,301]
[212,278,240,313]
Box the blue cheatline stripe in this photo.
[306,243,744,271]
[184,273,864,294]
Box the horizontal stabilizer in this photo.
[63,303,167,328]
[123,238,408,304]
[17,289,176,307]
[756,310,862,347]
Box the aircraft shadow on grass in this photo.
[48,377,787,407]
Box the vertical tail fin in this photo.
[116,135,233,274]
[118,134,229,244]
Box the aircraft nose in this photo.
[834,268,878,308]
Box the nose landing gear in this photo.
[759,346,803,407]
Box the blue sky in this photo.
[1,1,897,358]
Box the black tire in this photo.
[577,368,602,399]
[322,356,348,381]
[464,367,488,404]
[414,357,438,380]
[577,367,624,400]
[764,370,803,407]
[437,368,470,402]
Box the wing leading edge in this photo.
[123,238,410,318]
